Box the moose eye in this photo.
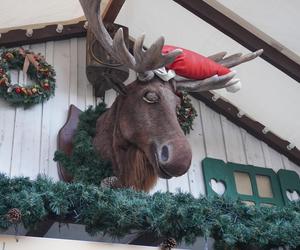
[143,92,159,104]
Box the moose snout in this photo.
[157,139,192,178]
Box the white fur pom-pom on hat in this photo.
[226,80,242,93]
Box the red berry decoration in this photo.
[43,83,50,90]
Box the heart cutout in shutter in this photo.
[210,179,226,196]
[286,190,300,201]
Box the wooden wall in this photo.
[0,37,299,197]
[0,38,94,180]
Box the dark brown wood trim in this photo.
[128,232,164,246]
[25,218,55,237]
[0,0,126,48]
[0,21,87,48]
[24,214,164,243]
[103,0,126,23]
[173,0,300,83]
[191,92,300,166]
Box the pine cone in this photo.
[101,176,120,189]
[6,208,22,224]
[160,238,177,250]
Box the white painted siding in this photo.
[0,38,95,180]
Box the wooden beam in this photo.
[0,0,126,48]
[25,215,77,237]
[0,21,86,48]
[173,0,300,83]
[103,0,126,23]
[128,232,164,247]
[25,218,55,237]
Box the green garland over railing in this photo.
[0,174,299,249]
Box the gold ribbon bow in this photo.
[6,48,40,93]
[19,48,40,83]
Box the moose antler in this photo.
[175,49,263,92]
[79,0,182,81]
[80,0,263,93]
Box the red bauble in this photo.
[15,88,21,94]
[43,83,50,90]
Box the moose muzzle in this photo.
[156,138,192,179]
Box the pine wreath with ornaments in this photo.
[176,91,197,135]
[0,47,56,107]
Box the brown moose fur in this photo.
[118,146,158,192]
[93,79,192,192]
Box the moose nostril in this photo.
[161,145,169,162]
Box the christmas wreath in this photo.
[0,48,56,107]
[176,91,197,135]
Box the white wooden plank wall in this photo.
[0,38,299,195]
[0,38,95,180]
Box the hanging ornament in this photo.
[15,88,21,94]
[31,88,38,94]
[43,82,50,90]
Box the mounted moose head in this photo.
[79,0,263,191]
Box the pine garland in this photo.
[0,174,299,249]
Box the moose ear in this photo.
[112,82,128,95]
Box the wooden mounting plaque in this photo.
[57,105,82,182]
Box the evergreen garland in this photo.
[0,48,56,107]
[0,174,299,249]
